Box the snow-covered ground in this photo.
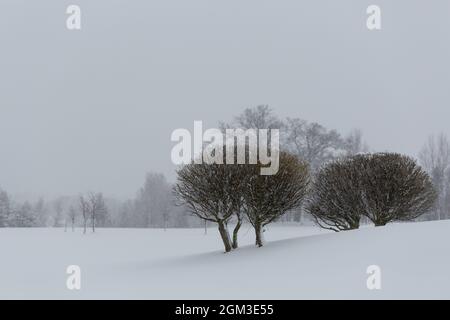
[1,220,450,299]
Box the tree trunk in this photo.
[72,219,75,232]
[83,218,87,234]
[374,220,387,227]
[232,217,242,249]
[92,213,95,232]
[350,218,360,230]
[255,222,265,247]
[218,220,232,253]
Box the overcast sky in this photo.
[1,0,450,199]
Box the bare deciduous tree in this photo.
[285,118,342,172]
[79,195,89,234]
[242,152,310,247]
[419,134,450,220]
[0,188,10,227]
[32,198,47,227]
[68,205,77,232]
[308,153,436,230]
[342,129,369,156]
[174,158,244,253]
[88,192,107,233]
[358,153,437,226]
[136,173,172,228]
[53,197,64,228]
[221,105,284,131]
[306,157,366,231]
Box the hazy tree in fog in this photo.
[88,192,108,232]
[156,177,172,230]
[33,198,47,227]
[12,201,36,227]
[221,105,284,131]
[79,195,89,234]
[111,173,199,229]
[342,129,369,156]
[136,173,172,228]
[0,188,11,227]
[283,118,342,223]
[419,134,450,220]
[116,200,135,227]
[224,106,367,169]
[0,193,46,228]
[161,196,171,231]
[68,205,77,232]
[53,197,65,228]
[285,118,342,172]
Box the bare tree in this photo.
[359,153,436,226]
[159,186,172,232]
[220,106,284,242]
[0,188,10,227]
[283,118,342,223]
[174,159,244,253]
[419,134,450,220]
[241,152,310,247]
[30,198,47,227]
[53,197,64,228]
[221,105,284,130]
[285,118,342,172]
[306,157,367,231]
[308,153,436,229]
[342,129,369,156]
[68,205,77,232]
[79,195,89,234]
[112,173,199,229]
[135,173,172,228]
[88,192,107,233]
[13,201,36,227]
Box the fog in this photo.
[1,0,449,198]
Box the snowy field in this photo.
[1,220,450,299]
